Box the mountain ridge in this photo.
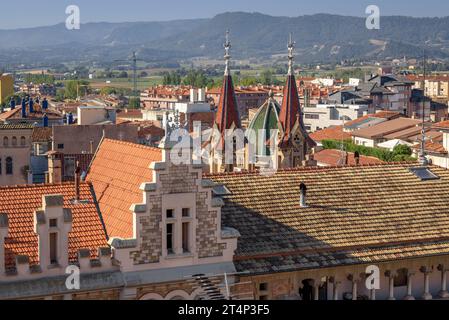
[1,12,449,66]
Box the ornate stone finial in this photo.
[224,30,231,76]
[287,33,296,75]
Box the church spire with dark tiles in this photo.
[214,30,241,135]
[278,33,315,148]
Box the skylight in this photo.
[409,167,440,181]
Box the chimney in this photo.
[74,161,81,201]
[10,98,15,110]
[42,113,49,128]
[21,99,27,118]
[300,182,308,208]
[198,88,206,102]
[190,89,198,103]
[47,151,62,184]
[29,97,34,113]
[354,151,360,165]
[42,98,48,110]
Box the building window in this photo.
[166,223,174,255]
[259,295,269,300]
[5,157,13,175]
[49,232,58,265]
[166,209,174,219]
[57,144,64,150]
[20,136,26,146]
[259,283,268,291]
[182,222,190,253]
[182,208,190,217]
[11,137,17,146]
[3,137,8,147]
[394,268,408,287]
[49,218,58,228]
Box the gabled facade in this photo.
[87,138,238,300]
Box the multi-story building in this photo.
[0,74,14,105]
[19,83,56,97]
[0,123,33,186]
[302,103,369,132]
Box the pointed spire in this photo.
[279,33,315,149]
[214,30,241,135]
[224,30,231,76]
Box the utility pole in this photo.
[418,49,428,166]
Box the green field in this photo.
[88,77,163,90]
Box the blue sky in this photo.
[1,0,448,29]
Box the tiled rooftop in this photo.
[31,127,52,142]
[309,125,351,143]
[208,163,449,274]
[0,182,108,269]
[86,139,162,238]
[314,149,384,166]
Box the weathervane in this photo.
[287,33,296,75]
[224,30,231,76]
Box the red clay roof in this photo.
[309,125,351,142]
[433,120,449,129]
[87,139,162,238]
[0,182,108,269]
[314,149,384,166]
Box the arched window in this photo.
[11,137,17,147]
[3,137,8,147]
[6,157,13,175]
[20,136,26,146]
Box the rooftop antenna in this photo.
[132,51,138,101]
[224,30,231,76]
[418,49,428,166]
[287,33,295,75]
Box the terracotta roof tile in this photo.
[31,127,52,142]
[0,182,108,269]
[309,126,351,142]
[314,149,384,166]
[87,139,162,238]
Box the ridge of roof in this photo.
[204,161,419,178]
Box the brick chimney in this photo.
[47,151,62,184]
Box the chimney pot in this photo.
[75,161,81,201]
[300,182,308,208]
[354,151,360,165]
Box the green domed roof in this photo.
[247,97,281,156]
